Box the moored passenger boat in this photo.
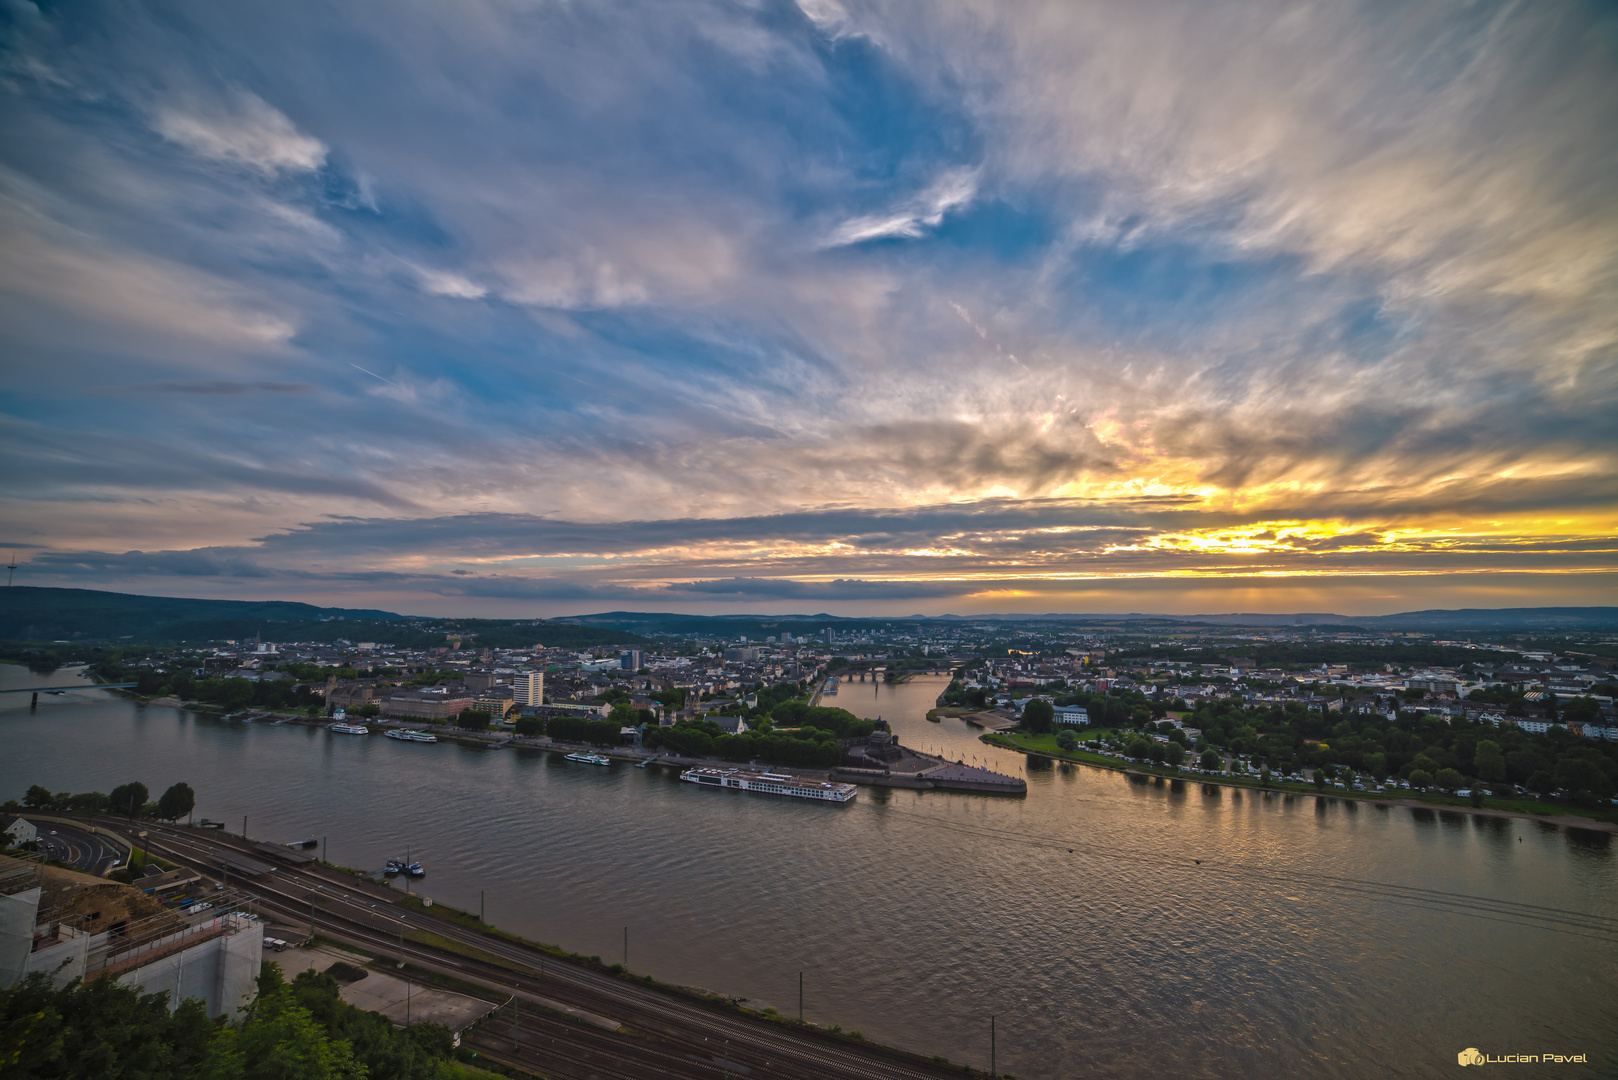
[681,767,856,803]
[386,729,438,743]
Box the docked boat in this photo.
[405,862,425,877]
[822,677,838,695]
[330,722,370,735]
[285,837,318,849]
[565,751,611,765]
[383,860,404,876]
[681,767,857,803]
[386,729,438,743]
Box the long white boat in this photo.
[330,722,369,735]
[681,767,857,803]
[565,751,611,765]
[386,729,438,743]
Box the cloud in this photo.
[823,168,979,247]
[114,381,313,395]
[0,0,1613,616]
[153,91,327,174]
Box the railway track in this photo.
[105,820,977,1080]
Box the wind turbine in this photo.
[5,557,16,586]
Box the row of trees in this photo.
[87,655,326,714]
[641,719,845,767]
[0,962,464,1079]
[518,695,874,770]
[1015,686,1617,806]
[13,780,195,821]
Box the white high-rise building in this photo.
[514,670,544,706]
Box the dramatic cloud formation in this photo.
[1,0,1613,615]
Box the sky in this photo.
[1,0,1615,618]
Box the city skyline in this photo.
[3,0,1616,617]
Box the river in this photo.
[3,664,1615,1078]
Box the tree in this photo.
[0,971,215,1077]
[1561,697,1601,725]
[69,791,110,813]
[1056,730,1077,752]
[25,652,61,675]
[157,782,195,822]
[1473,740,1507,784]
[1554,757,1614,803]
[1434,767,1465,792]
[1408,768,1434,790]
[1021,699,1054,734]
[22,784,53,809]
[201,983,366,1080]
[1165,741,1186,767]
[109,781,150,817]
[514,716,544,737]
[455,709,491,731]
[1199,748,1219,771]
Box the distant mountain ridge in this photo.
[565,607,1618,632]
[3,586,1614,642]
[0,587,641,648]
[0,586,404,642]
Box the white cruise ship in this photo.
[385,729,438,743]
[330,722,369,735]
[681,767,857,803]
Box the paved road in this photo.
[111,820,980,1080]
[33,820,124,876]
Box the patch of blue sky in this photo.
[1051,237,1315,343]
[563,307,830,401]
[1314,296,1410,361]
[814,36,976,187]
[915,196,1055,262]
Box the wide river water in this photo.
[4,664,1615,1077]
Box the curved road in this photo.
[33,820,124,876]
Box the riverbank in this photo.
[984,731,1618,833]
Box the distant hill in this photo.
[566,607,1618,633]
[553,610,889,639]
[0,587,643,649]
[5,587,1611,646]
